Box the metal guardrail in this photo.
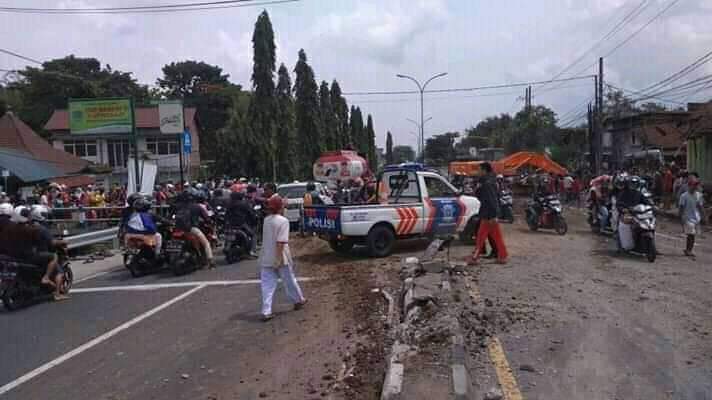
[65,227,119,250]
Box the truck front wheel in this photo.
[329,238,355,254]
[367,225,395,257]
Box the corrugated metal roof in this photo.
[0,148,65,182]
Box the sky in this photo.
[2,0,712,150]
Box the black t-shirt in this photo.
[175,203,208,231]
[476,174,499,219]
[0,222,48,258]
[226,200,257,227]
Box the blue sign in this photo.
[303,207,342,234]
[183,130,192,154]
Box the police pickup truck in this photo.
[303,164,481,257]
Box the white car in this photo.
[303,164,481,257]
[277,182,328,225]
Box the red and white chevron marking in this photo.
[396,207,418,235]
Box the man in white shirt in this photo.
[679,178,705,257]
[258,194,307,321]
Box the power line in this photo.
[606,83,685,105]
[635,49,712,96]
[536,0,650,93]
[0,0,299,14]
[343,75,595,96]
[0,48,42,65]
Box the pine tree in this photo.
[330,80,349,149]
[350,106,365,155]
[365,114,377,171]
[319,81,336,151]
[294,49,322,179]
[386,131,394,164]
[248,10,277,179]
[216,92,251,176]
[275,63,297,181]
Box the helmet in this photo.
[14,205,31,220]
[629,176,642,190]
[195,183,204,190]
[30,205,50,223]
[496,174,504,180]
[133,197,151,212]
[239,177,248,183]
[127,192,143,207]
[166,183,175,190]
[0,203,14,218]
[614,174,627,190]
[267,195,284,214]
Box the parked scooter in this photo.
[0,246,73,311]
[498,189,514,223]
[616,204,657,262]
[526,194,567,235]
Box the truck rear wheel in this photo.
[367,225,395,258]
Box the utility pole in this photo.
[588,103,594,169]
[596,57,604,174]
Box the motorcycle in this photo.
[616,204,657,263]
[164,226,209,276]
[526,194,567,235]
[498,189,514,223]
[213,205,227,240]
[223,225,254,264]
[0,247,73,311]
[122,221,172,278]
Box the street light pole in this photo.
[407,117,432,157]
[397,72,447,163]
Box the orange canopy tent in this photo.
[449,152,568,177]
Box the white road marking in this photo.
[0,285,206,396]
[72,277,318,293]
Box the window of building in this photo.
[424,176,457,198]
[63,140,97,157]
[107,140,131,168]
[146,138,180,155]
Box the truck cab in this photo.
[304,164,481,257]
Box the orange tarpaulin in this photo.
[449,152,568,177]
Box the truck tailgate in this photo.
[303,206,342,235]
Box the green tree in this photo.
[392,145,416,163]
[385,131,394,164]
[247,10,277,179]
[8,55,148,136]
[157,60,232,161]
[330,80,349,149]
[293,49,322,178]
[319,81,337,150]
[365,114,377,171]
[424,132,459,165]
[215,92,251,176]
[275,63,297,181]
[349,106,365,153]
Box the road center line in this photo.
[488,337,524,400]
[0,284,207,396]
[72,277,318,293]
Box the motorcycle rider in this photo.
[226,191,258,257]
[125,197,162,257]
[0,204,69,300]
[175,191,215,269]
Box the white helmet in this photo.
[0,203,13,218]
[30,205,51,223]
[14,205,30,219]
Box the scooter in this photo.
[223,225,254,264]
[0,247,73,311]
[122,221,171,278]
[498,189,514,223]
[164,227,209,276]
[616,204,657,263]
[526,194,567,235]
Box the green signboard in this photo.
[69,98,133,135]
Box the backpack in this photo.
[175,206,194,231]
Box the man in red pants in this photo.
[470,162,508,264]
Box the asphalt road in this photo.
[0,255,325,400]
[465,208,712,400]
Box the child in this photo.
[679,178,705,257]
